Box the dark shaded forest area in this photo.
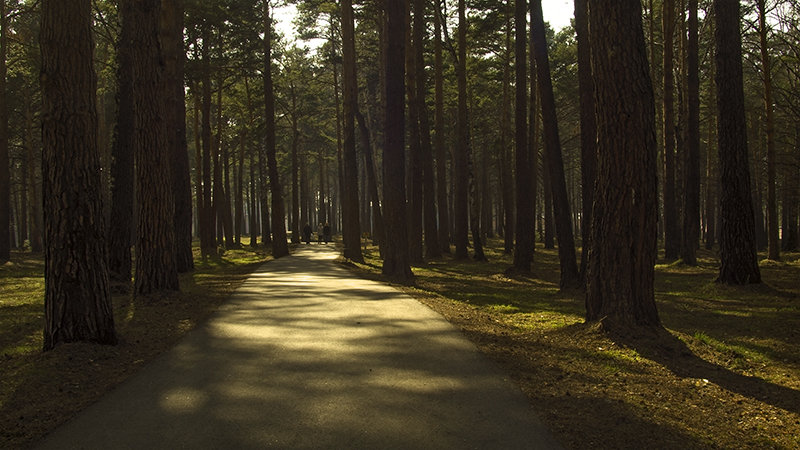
[1,0,799,447]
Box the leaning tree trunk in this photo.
[512,0,532,272]
[161,0,193,272]
[130,0,179,295]
[41,0,117,349]
[585,0,661,328]
[714,0,761,285]
[680,0,701,265]
[574,0,595,279]
[531,0,580,289]
[382,0,413,282]
[263,1,288,257]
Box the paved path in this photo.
[36,246,560,449]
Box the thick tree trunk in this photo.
[681,0,701,265]
[382,0,413,282]
[130,0,179,295]
[512,0,532,272]
[574,0,595,279]
[108,3,135,283]
[453,0,470,259]
[161,0,193,271]
[757,0,780,261]
[263,1,288,257]
[341,0,363,262]
[663,0,680,261]
[531,0,580,289]
[41,0,117,349]
[714,0,761,285]
[585,0,660,328]
[529,12,538,257]
[433,0,450,254]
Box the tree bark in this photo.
[290,83,301,243]
[663,0,680,261]
[382,0,413,282]
[512,0,532,272]
[340,0,363,262]
[501,0,514,255]
[263,1,288,257]
[531,0,580,289]
[757,0,779,261]
[130,0,179,295]
[0,0,9,263]
[41,0,117,349]
[714,0,761,285]
[454,0,469,259]
[574,0,595,279]
[405,2,423,263]
[680,0,701,265]
[585,0,660,328]
[200,23,216,258]
[356,109,385,253]
[413,0,440,259]
[108,2,135,284]
[434,0,450,254]
[161,0,193,271]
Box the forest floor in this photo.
[0,243,272,449]
[2,239,799,449]
[348,240,800,449]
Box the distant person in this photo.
[302,223,312,244]
[323,222,331,244]
[317,223,323,244]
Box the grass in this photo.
[0,241,272,448]
[350,240,800,449]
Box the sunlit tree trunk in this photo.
[41,0,117,349]
[714,0,761,285]
[586,0,660,328]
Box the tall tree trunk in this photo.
[512,0,532,272]
[131,0,179,295]
[501,0,514,254]
[192,85,203,239]
[531,0,580,288]
[23,92,42,252]
[413,0,440,259]
[108,2,135,283]
[382,0,413,282]
[200,23,216,258]
[235,129,245,245]
[263,0,288,257]
[405,3,423,263]
[586,0,660,328]
[161,0,193,271]
[714,0,761,285]
[782,127,799,251]
[356,110,385,253]
[341,0,363,262]
[757,0,779,261]
[681,0,701,265]
[290,86,301,243]
[574,0,595,279]
[529,0,538,257]
[0,0,9,263]
[663,0,679,260]
[41,0,117,349]
[704,42,717,251]
[433,0,450,254]
[453,0,470,259]
[543,166,554,248]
